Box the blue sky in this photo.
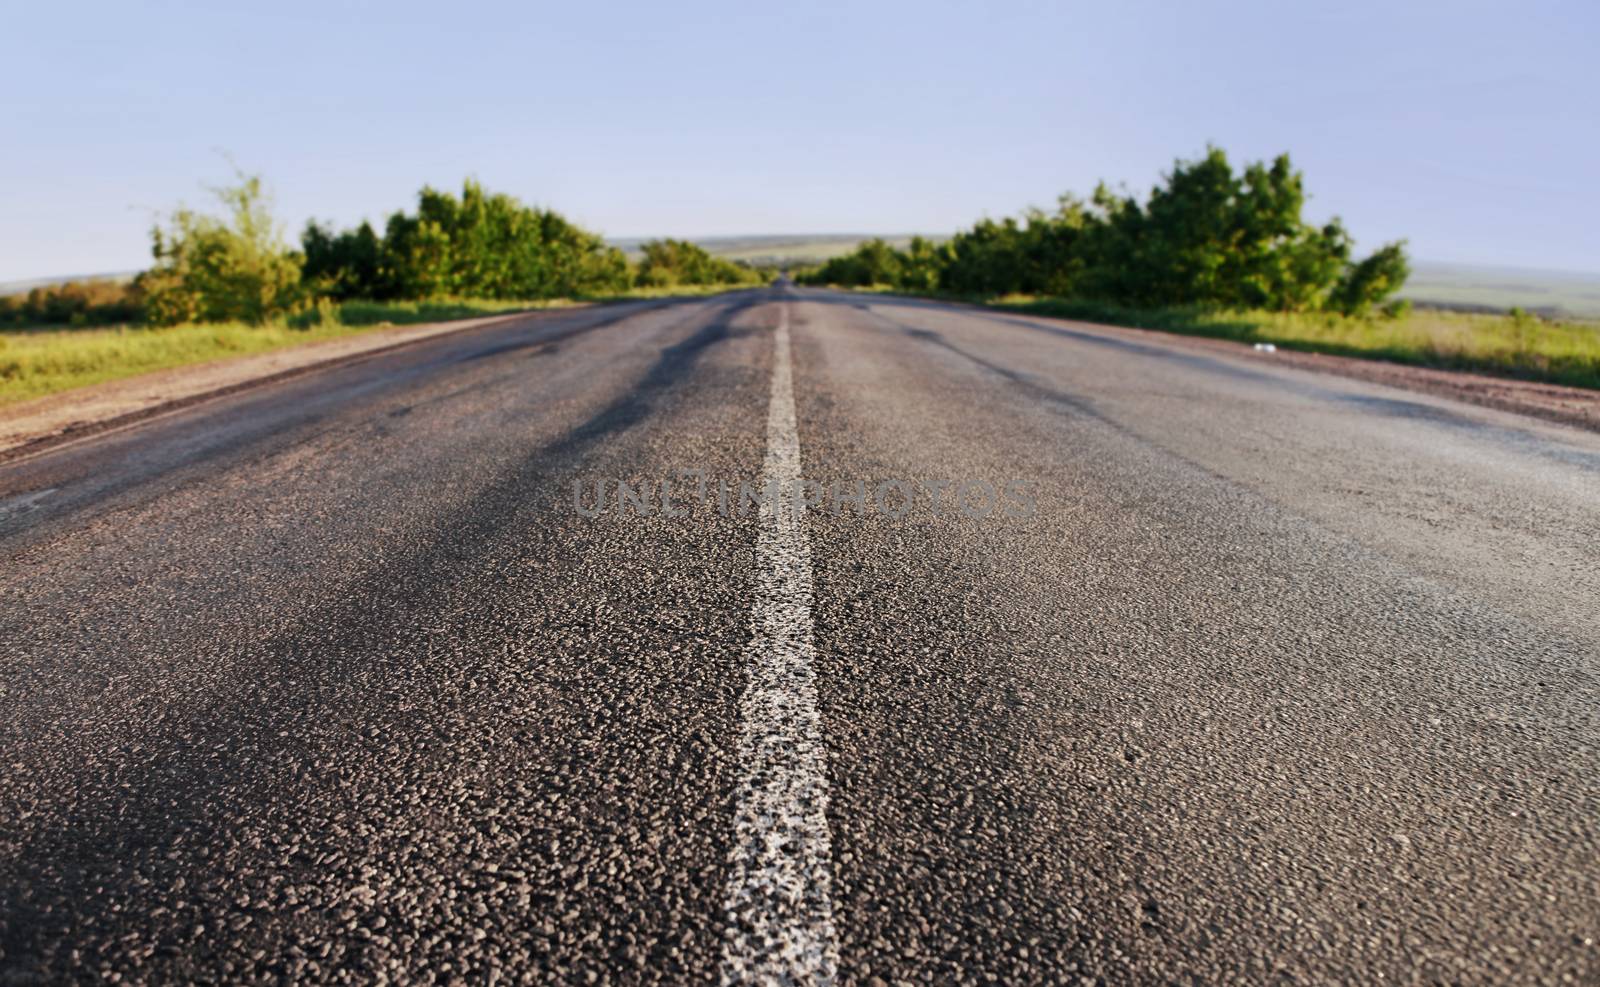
[4,0,1596,281]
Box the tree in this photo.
[801,146,1411,316]
[803,238,907,288]
[636,239,761,288]
[302,220,382,300]
[138,173,302,325]
[306,180,633,302]
[898,236,948,292]
[1328,242,1411,316]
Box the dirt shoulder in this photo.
[984,304,1600,434]
[1237,343,1600,433]
[0,308,566,460]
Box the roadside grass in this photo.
[0,285,753,406]
[844,287,1600,391]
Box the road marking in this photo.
[721,302,841,985]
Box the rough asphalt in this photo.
[1,287,1595,984]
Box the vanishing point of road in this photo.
[2,286,1596,984]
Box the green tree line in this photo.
[0,279,142,328]
[800,147,1411,317]
[635,239,763,289]
[299,180,634,303]
[3,175,762,329]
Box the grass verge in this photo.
[0,285,750,406]
[850,288,1600,391]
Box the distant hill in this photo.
[610,234,932,268]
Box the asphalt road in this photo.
[1,286,1596,984]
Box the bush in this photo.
[302,220,382,300]
[138,173,303,326]
[801,146,1411,316]
[1380,298,1413,320]
[302,180,633,302]
[17,174,751,334]
[1328,242,1411,316]
[635,239,762,288]
[286,297,341,330]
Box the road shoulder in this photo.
[0,308,579,461]
[830,290,1600,434]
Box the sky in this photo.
[4,0,1597,282]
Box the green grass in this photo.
[845,288,1600,390]
[995,296,1600,389]
[0,285,753,407]
[3,322,377,404]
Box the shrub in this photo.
[138,173,303,326]
[286,297,341,330]
[801,147,1411,316]
[635,239,763,288]
[1328,242,1412,316]
[302,180,633,302]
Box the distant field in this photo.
[611,234,927,268]
[1398,262,1600,318]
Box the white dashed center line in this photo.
[720,301,841,985]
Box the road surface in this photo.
[2,287,1596,984]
